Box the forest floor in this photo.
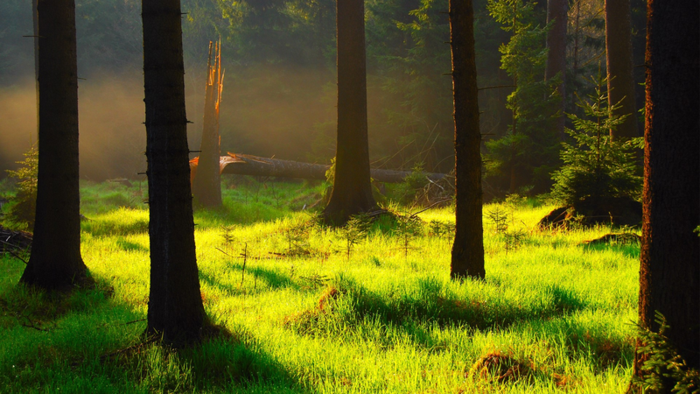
[0,177,640,393]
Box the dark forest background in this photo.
[0,0,647,196]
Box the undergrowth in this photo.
[0,179,641,393]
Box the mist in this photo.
[0,65,341,181]
[0,75,147,181]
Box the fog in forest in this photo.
[0,66,343,181]
[0,0,648,194]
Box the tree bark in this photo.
[545,0,568,141]
[322,0,378,225]
[449,0,485,280]
[605,0,638,140]
[633,0,700,388]
[192,40,223,208]
[20,0,87,290]
[215,153,447,183]
[142,0,207,346]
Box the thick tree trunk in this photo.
[605,0,638,140]
[142,0,207,346]
[545,0,567,141]
[449,0,485,280]
[192,41,223,208]
[215,153,447,183]
[322,0,377,225]
[32,0,39,120]
[632,0,700,389]
[20,0,87,290]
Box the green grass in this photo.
[0,178,640,393]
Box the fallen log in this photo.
[198,153,448,184]
[0,225,32,252]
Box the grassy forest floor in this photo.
[0,177,640,393]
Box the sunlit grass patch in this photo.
[0,181,640,393]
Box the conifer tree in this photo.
[142,0,207,345]
[20,0,87,290]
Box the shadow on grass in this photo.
[116,237,148,253]
[199,264,300,297]
[0,272,148,392]
[86,330,308,393]
[194,197,312,230]
[0,273,117,330]
[285,277,588,347]
[81,215,149,237]
[0,268,307,393]
[170,333,307,392]
[531,317,635,372]
[581,242,640,259]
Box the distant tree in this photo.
[20,0,87,290]
[142,0,207,345]
[322,0,378,225]
[604,0,638,140]
[449,0,485,280]
[365,0,454,173]
[192,40,223,208]
[550,75,642,206]
[485,0,560,195]
[631,0,699,390]
[544,0,567,140]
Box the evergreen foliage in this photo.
[484,0,561,193]
[340,213,373,260]
[366,0,454,172]
[3,146,38,230]
[551,76,642,205]
[633,311,700,394]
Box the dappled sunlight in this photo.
[0,181,640,392]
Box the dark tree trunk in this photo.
[322,0,377,225]
[545,0,567,141]
[632,0,700,389]
[449,0,485,280]
[32,0,39,117]
[142,0,207,346]
[192,41,223,208]
[20,0,87,290]
[605,0,638,140]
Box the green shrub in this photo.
[551,76,643,205]
[4,146,38,230]
[385,162,430,204]
[633,311,700,393]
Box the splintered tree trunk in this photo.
[449,0,485,280]
[633,0,700,388]
[192,40,223,208]
[142,0,207,345]
[20,0,87,290]
[545,0,567,141]
[605,0,638,140]
[323,0,377,225]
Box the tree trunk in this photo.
[142,0,207,346]
[605,0,638,140]
[632,0,700,389]
[322,0,377,225]
[449,0,485,280]
[192,41,223,208]
[215,153,447,183]
[20,0,87,290]
[32,0,39,124]
[545,0,567,141]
